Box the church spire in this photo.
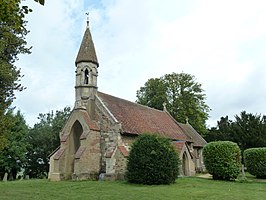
[75,14,98,67]
[74,16,99,114]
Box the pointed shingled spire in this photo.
[75,16,98,67]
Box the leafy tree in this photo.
[206,111,266,151]
[34,0,45,5]
[25,107,71,178]
[205,116,233,142]
[0,0,44,150]
[136,72,210,135]
[136,78,167,110]
[0,110,29,180]
[0,0,29,147]
[126,134,179,185]
[232,111,266,151]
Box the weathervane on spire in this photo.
[85,12,89,27]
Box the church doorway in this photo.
[182,152,189,176]
[66,120,83,178]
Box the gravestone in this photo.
[99,173,105,181]
[241,164,246,178]
[3,173,8,182]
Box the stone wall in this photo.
[73,129,101,180]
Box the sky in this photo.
[14,0,266,127]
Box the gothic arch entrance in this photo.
[65,120,83,179]
[182,152,189,176]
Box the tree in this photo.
[136,72,210,135]
[0,0,39,111]
[0,0,45,147]
[126,134,179,185]
[25,107,71,178]
[136,78,167,110]
[34,0,45,5]
[0,110,29,180]
[204,116,233,142]
[0,0,29,147]
[206,111,266,151]
[232,111,266,151]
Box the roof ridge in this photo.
[164,111,193,141]
[97,91,166,113]
[177,122,207,146]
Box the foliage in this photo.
[25,107,71,178]
[0,178,265,200]
[204,116,233,142]
[244,148,266,179]
[0,110,29,180]
[126,134,179,185]
[34,0,45,5]
[0,0,30,113]
[136,78,167,110]
[0,0,44,151]
[136,72,210,135]
[203,141,241,180]
[206,111,266,151]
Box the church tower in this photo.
[75,19,98,118]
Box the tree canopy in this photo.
[0,110,29,180]
[25,107,71,178]
[0,0,44,151]
[205,111,266,151]
[136,72,210,135]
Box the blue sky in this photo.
[14,0,266,127]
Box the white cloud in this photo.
[13,0,266,128]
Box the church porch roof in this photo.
[177,122,207,147]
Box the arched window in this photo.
[84,69,89,84]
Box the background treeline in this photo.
[0,107,71,180]
[205,111,266,151]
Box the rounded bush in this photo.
[203,141,241,180]
[126,134,179,185]
[244,148,266,178]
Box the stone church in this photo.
[48,21,207,181]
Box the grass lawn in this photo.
[0,177,265,200]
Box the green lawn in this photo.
[0,177,265,200]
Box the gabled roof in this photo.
[177,122,207,147]
[173,141,186,153]
[75,25,98,66]
[97,92,191,141]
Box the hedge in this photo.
[126,133,179,185]
[244,147,266,178]
[203,141,241,180]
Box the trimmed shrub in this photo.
[244,147,266,178]
[203,141,241,180]
[126,133,179,185]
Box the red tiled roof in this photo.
[118,146,129,157]
[97,92,190,141]
[80,110,100,131]
[173,141,186,153]
[177,122,207,147]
